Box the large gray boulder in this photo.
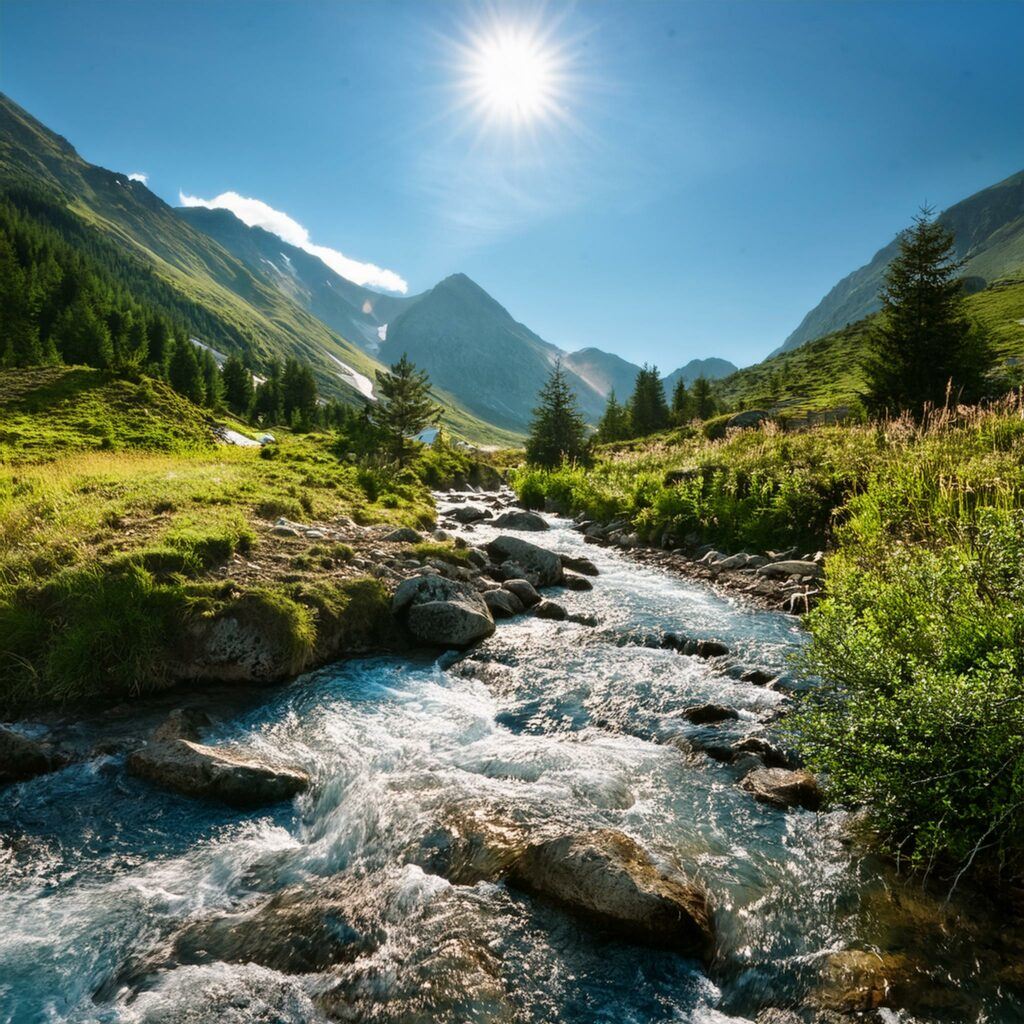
[0,725,64,784]
[493,510,549,531]
[560,554,599,577]
[450,505,490,524]
[487,536,562,586]
[509,830,714,959]
[393,575,495,647]
[127,738,310,807]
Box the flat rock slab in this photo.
[127,738,309,807]
[741,767,822,811]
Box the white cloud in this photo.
[128,172,148,184]
[178,190,408,294]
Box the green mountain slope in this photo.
[718,278,1024,414]
[780,169,1024,353]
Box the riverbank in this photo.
[4,492,1023,1023]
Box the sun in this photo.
[459,22,565,128]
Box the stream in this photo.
[1,494,1021,1023]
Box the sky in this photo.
[3,0,1024,371]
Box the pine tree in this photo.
[167,337,205,404]
[628,364,670,436]
[368,353,442,463]
[691,376,715,419]
[866,209,992,414]
[51,297,114,368]
[596,389,630,443]
[253,362,284,425]
[199,348,223,409]
[281,357,318,427]
[525,359,588,468]
[221,353,255,416]
[670,378,690,425]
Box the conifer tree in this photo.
[199,348,223,409]
[281,357,318,427]
[167,337,205,404]
[866,209,992,414]
[525,359,588,467]
[596,389,630,443]
[628,364,670,436]
[221,353,255,417]
[368,353,442,463]
[253,362,284,424]
[691,376,715,419]
[52,297,114,368]
[670,378,690,425]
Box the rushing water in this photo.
[1,496,1021,1024]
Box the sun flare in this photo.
[461,23,564,127]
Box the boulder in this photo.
[394,575,496,648]
[492,510,549,532]
[509,830,713,959]
[0,725,64,784]
[732,736,798,769]
[127,739,310,807]
[560,572,593,592]
[681,704,738,725]
[502,578,540,608]
[741,767,822,811]
[559,554,599,577]
[711,552,751,571]
[757,560,824,580]
[496,560,539,586]
[450,505,491,524]
[466,548,489,569]
[726,409,770,430]
[484,589,524,619]
[385,527,424,544]
[487,536,562,586]
[174,883,372,973]
[533,600,567,621]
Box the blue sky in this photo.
[3,0,1024,371]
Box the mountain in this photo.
[779,169,1024,353]
[378,274,609,433]
[562,348,641,402]
[663,358,739,392]
[0,91,520,444]
[176,205,417,354]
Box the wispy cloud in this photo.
[178,190,408,294]
[128,172,148,184]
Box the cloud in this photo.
[128,172,148,184]
[178,190,408,294]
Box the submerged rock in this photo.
[560,572,593,592]
[0,725,64,785]
[127,738,309,807]
[509,830,714,959]
[393,575,496,648]
[174,883,373,974]
[487,536,562,586]
[492,510,549,531]
[741,767,822,811]
[680,704,738,725]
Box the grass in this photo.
[0,365,477,709]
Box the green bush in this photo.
[793,513,1024,878]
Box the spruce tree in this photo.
[221,353,255,417]
[282,357,318,427]
[628,364,670,436]
[670,378,690,425]
[691,376,715,419]
[525,359,588,467]
[167,337,205,404]
[368,353,442,463]
[596,389,630,443]
[866,209,992,414]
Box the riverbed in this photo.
[1,497,1020,1023]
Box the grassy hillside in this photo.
[0,366,494,709]
[715,278,1024,415]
